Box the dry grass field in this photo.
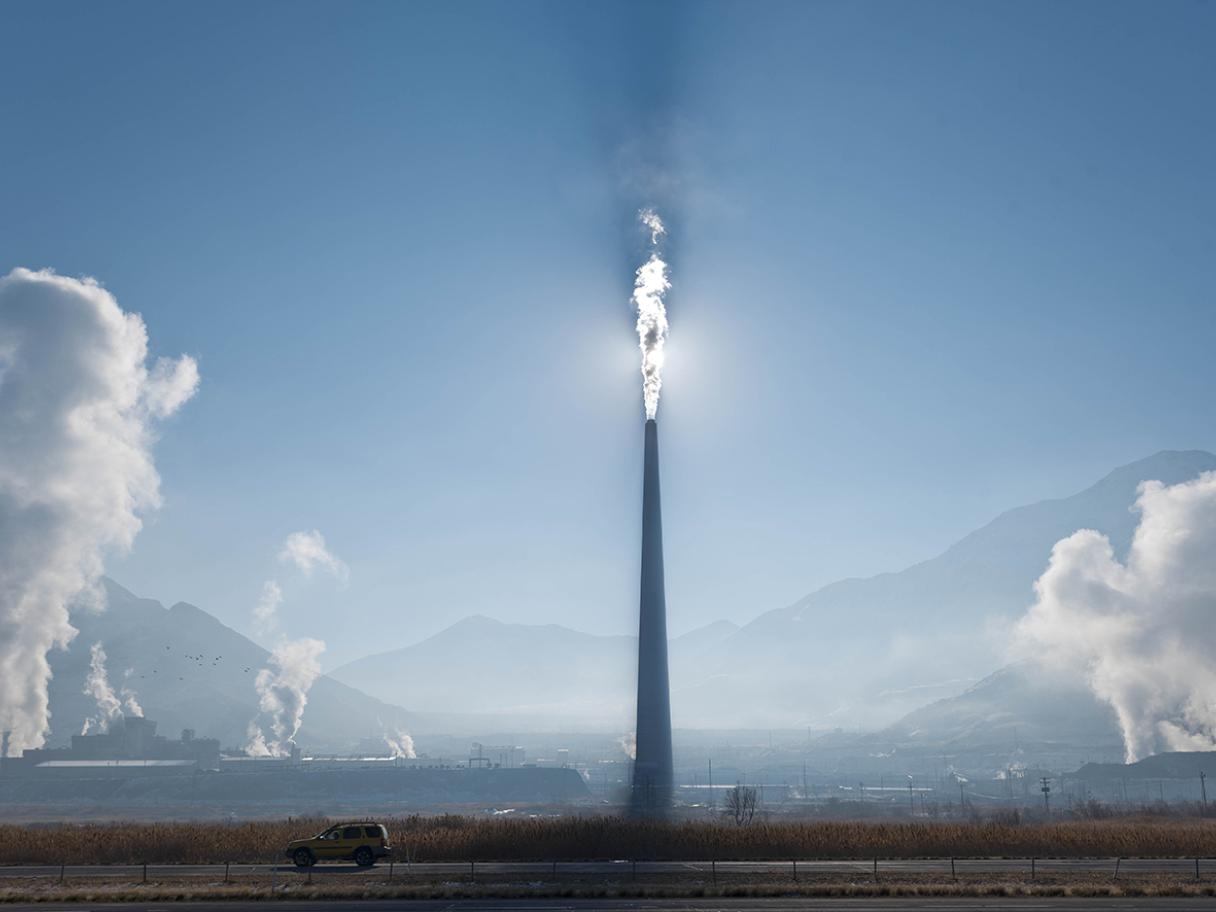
[3,815,1216,865]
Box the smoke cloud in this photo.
[81,642,143,735]
[632,209,670,420]
[252,580,283,635]
[279,530,348,581]
[0,268,197,754]
[383,727,417,759]
[244,637,325,757]
[1018,471,1216,762]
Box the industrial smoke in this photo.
[0,268,197,755]
[1019,471,1216,762]
[81,642,142,735]
[632,209,670,420]
[382,726,417,759]
[629,208,674,813]
[255,529,346,635]
[253,580,283,635]
[245,637,325,757]
[279,529,349,581]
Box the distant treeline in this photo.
[3,812,1216,864]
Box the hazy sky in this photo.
[2,0,1213,668]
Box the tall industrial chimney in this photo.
[632,417,673,813]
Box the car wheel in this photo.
[293,848,315,868]
[354,847,374,867]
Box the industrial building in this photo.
[1,716,220,777]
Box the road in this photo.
[3,899,1216,912]
[0,858,1210,878]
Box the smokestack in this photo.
[632,417,673,813]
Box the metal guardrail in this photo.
[0,857,1213,882]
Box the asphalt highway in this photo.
[5,898,1216,912]
[0,858,1211,878]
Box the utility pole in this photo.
[1041,777,1052,813]
[1200,771,1207,816]
[708,758,714,811]
[908,775,914,813]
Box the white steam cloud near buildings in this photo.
[245,637,326,757]
[81,642,142,735]
[245,529,355,756]
[382,726,417,759]
[0,268,198,755]
[1020,471,1216,762]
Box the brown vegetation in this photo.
[3,872,1216,903]
[3,815,1216,865]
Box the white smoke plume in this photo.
[632,209,670,420]
[1018,471,1216,762]
[244,637,325,757]
[0,268,198,755]
[618,730,637,760]
[81,642,143,735]
[278,530,348,581]
[252,580,283,634]
[383,727,417,759]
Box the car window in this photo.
[322,830,340,840]
[364,826,381,838]
[342,826,361,839]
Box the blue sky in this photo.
[2,0,1214,667]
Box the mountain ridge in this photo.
[47,579,417,752]
[336,449,1216,733]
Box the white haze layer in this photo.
[81,642,142,735]
[0,268,198,754]
[632,209,670,420]
[245,637,325,757]
[1019,471,1216,762]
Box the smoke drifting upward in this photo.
[632,209,670,420]
[81,642,142,735]
[279,530,349,581]
[245,637,325,757]
[0,268,198,754]
[1019,471,1216,762]
[382,727,417,759]
[253,581,283,635]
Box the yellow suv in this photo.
[286,822,392,867]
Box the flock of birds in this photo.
[131,645,255,681]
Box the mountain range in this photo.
[47,449,1215,752]
[333,449,1216,732]
[48,579,416,751]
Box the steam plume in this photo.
[244,637,325,757]
[0,268,197,754]
[383,727,417,759]
[252,580,283,634]
[81,642,142,735]
[632,209,670,419]
[1018,471,1216,761]
[279,530,348,581]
